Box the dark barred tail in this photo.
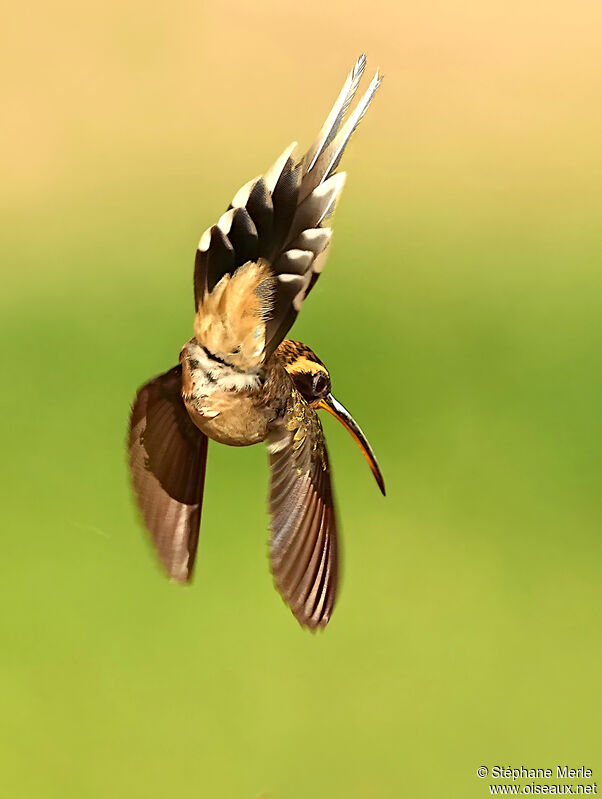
[194,55,382,364]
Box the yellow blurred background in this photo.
[2,0,601,796]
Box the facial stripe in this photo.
[284,356,329,376]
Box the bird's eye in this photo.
[312,373,329,397]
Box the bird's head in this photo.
[281,344,332,406]
[278,340,386,496]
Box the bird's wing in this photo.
[267,393,339,629]
[193,55,382,368]
[128,365,208,582]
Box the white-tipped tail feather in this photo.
[304,54,367,173]
[193,55,381,363]
[301,70,383,199]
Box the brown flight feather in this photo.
[267,389,338,629]
[128,365,208,582]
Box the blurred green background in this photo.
[2,0,601,796]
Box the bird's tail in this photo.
[299,54,383,203]
[258,54,382,350]
[194,56,382,363]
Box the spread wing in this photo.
[128,365,208,582]
[267,394,339,629]
[193,55,382,368]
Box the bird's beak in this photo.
[318,394,386,496]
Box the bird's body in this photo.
[128,56,385,628]
[180,335,277,447]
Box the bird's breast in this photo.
[185,391,270,446]
[180,339,273,446]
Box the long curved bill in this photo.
[318,393,386,496]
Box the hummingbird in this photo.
[128,55,385,629]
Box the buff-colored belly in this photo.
[185,391,269,447]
